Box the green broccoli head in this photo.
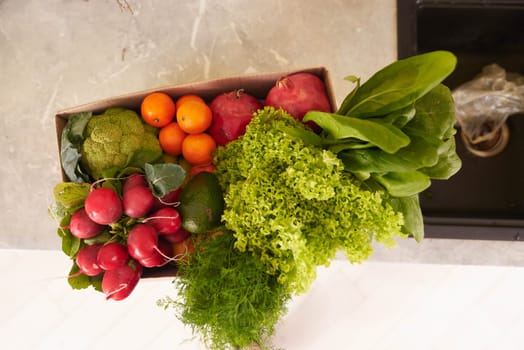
[80,107,162,179]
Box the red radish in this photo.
[75,244,103,276]
[123,173,147,193]
[97,242,129,271]
[126,223,159,260]
[138,238,173,267]
[152,188,181,210]
[265,72,331,125]
[146,207,182,235]
[69,208,104,239]
[102,263,142,301]
[84,187,123,225]
[162,228,191,244]
[208,89,263,146]
[123,185,155,218]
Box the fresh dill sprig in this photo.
[158,233,291,350]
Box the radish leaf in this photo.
[144,163,186,197]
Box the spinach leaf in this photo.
[420,137,462,179]
[406,84,461,179]
[336,75,360,116]
[303,111,410,153]
[340,51,457,118]
[60,112,92,182]
[338,132,441,174]
[372,170,431,197]
[280,125,323,146]
[324,105,415,153]
[327,140,375,153]
[407,84,456,139]
[377,104,416,128]
[144,163,186,197]
[388,195,424,242]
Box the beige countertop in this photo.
[1,0,523,266]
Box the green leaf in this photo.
[125,149,163,169]
[388,195,424,242]
[144,163,186,197]
[60,112,92,182]
[48,201,68,224]
[59,227,72,255]
[378,104,417,128]
[67,263,92,290]
[68,235,83,258]
[56,210,83,258]
[52,182,91,209]
[420,137,462,179]
[372,170,431,197]
[393,131,442,169]
[336,75,361,115]
[327,140,375,153]
[343,51,457,118]
[280,125,323,146]
[407,84,456,140]
[304,111,410,153]
[405,84,462,179]
[90,274,103,292]
[338,132,441,174]
[83,230,112,245]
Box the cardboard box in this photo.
[54,67,336,278]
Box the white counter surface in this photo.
[2,248,524,350]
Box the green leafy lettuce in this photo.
[215,107,405,294]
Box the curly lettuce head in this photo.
[215,108,405,294]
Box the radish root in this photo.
[105,283,129,300]
[153,245,190,266]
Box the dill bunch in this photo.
[158,233,291,350]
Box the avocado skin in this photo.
[178,172,224,234]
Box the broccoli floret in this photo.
[80,107,162,179]
[142,132,162,151]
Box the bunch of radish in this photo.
[70,174,190,301]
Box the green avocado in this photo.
[178,171,225,234]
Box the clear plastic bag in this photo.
[452,64,524,144]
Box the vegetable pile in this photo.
[51,71,330,302]
[214,107,404,294]
[49,51,461,349]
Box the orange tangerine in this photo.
[158,122,187,156]
[175,94,206,111]
[141,92,176,128]
[176,100,212,134]
[181,133,217,165]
